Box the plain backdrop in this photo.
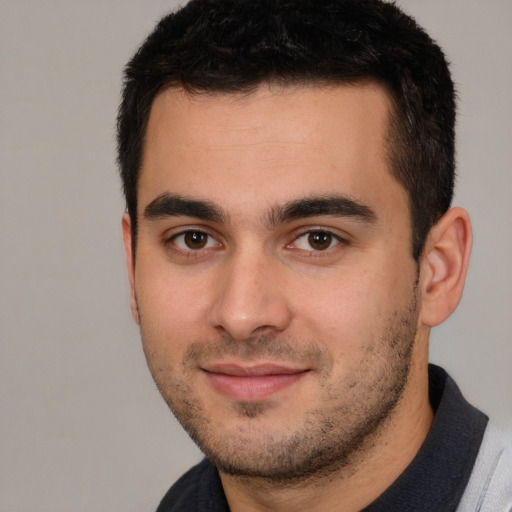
[1,1,511,510]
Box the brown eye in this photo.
[172,230,219,252]
[291,230,341,253]
[307,231,333,251]
[183,231,208,249]
[169,229,221,255]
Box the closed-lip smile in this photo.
[202,363,310,401]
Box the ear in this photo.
[122,213,140,324]
[419,207,472,327]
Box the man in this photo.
[117,0,512,510]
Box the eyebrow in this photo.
[143,193,226,223]
[143,192,376,226]
[267,195,377,226]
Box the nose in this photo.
[208,248,293,341]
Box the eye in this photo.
[292,230,341,251]
[171,230,220,251]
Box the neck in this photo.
[220,340,433,512]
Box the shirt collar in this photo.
[362,364,488,511]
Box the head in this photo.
[117,0,471,486]
[118,0,456,262]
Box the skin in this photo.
[123,83,472,511]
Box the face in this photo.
[126,84,423,481]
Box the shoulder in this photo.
[156,458,230,512]
[457,422,512,512]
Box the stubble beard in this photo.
[140,291,419,484]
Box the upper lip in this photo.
[202,363,309,377]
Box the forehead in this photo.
[138,83,407,221]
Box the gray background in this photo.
[1,1,510,510]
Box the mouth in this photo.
[201,363,310,402]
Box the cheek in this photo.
[134,263,215,354]
[295,266,407,359]
[298,273,376,337]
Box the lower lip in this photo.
[204,371,308,401]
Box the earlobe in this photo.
[419,207,472,327]
[122,213,140,324]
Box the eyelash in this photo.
[166,229,221,255]
[289,230,345,253]
[164,227,348,258]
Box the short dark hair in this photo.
[117,0,456,260]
